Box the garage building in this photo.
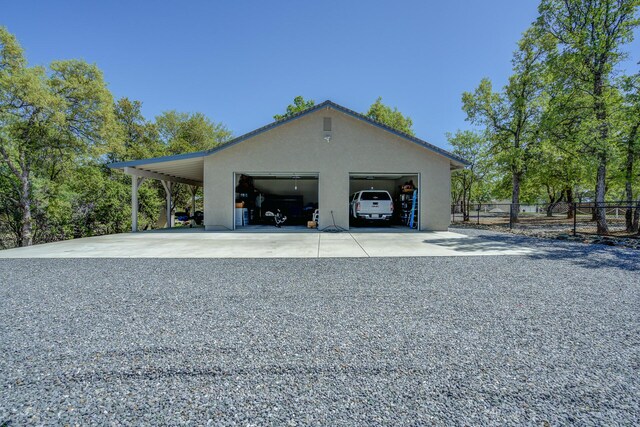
[109,100,468,231]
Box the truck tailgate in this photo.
[359,200,393,214]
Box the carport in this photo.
[109,154,205,232]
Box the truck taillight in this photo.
[390,202,394,212]
[356,202,360,211]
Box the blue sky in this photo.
[3,1,639,150]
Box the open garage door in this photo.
[349,173,419,229]
[234,173,319,230]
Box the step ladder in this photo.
[408,190,418,229]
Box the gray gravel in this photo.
[1,232,639,426]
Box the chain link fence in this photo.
[451,202,640,237]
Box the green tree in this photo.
[0,27,116,246]
[365,97,415,135]
[156,110,231,154]
[537,0,640,233]
[448,130,488,221]
[536,70,594,218]
[527,138,580,216]
[273,96,316,121]
[462,28,554,223]
[110,98,163,163]
[619,74,640,231]
[0,170,20,248]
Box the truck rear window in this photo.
[360,192,391,201]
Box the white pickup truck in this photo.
[350,190,394,223]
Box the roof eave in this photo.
[107,150,207,169]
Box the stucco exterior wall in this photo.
[204,108,453,231]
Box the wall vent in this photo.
[323,117,332,132]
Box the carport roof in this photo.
[108,100,469,181]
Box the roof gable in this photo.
[206,100,468,166]
[108,100,468,170]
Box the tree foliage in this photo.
[462,28,555,222]
[0,27,231,248]
[273,96,315,121]
[449,130,489,220]
[365,97,415,135]
[537,0,640,232]
[110,98,163,163]
[0,27,117,246]
[156,110,231,154]
[455,1,640,232]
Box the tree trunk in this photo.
[594,158,608,234]
[546,203,555,217]
[0,145,31,247]
[633,198,640,234]
[545,185,560,217]
[19,171,32,247]
[462,189,470,222]
[624,126,637,231]
[511,171,521,224]
[565,187,574,219]
[593,72,609,234]
[625,182,634,232]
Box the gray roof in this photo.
[108,100,469,169]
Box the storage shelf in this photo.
[397,189,418,228]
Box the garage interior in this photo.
[349,174,420,229]
[234,173,319,229]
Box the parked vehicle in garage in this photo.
[350,190,394,223]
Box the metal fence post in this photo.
[573,203,577,236]
[477,203,481,225]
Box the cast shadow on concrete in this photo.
[425,233,638,271]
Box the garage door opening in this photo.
[234,173,319,230]
[349,173,419,229]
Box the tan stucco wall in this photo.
[204,108,452,231]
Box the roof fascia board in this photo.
[325,102,469,166]
[108,150,206,169]
[204,101,331,156]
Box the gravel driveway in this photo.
[1,231,638,425]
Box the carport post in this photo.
[161,180,173,228]
[189,185,197,227]
[131,176,145,232]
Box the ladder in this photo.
[408,190,418,229]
